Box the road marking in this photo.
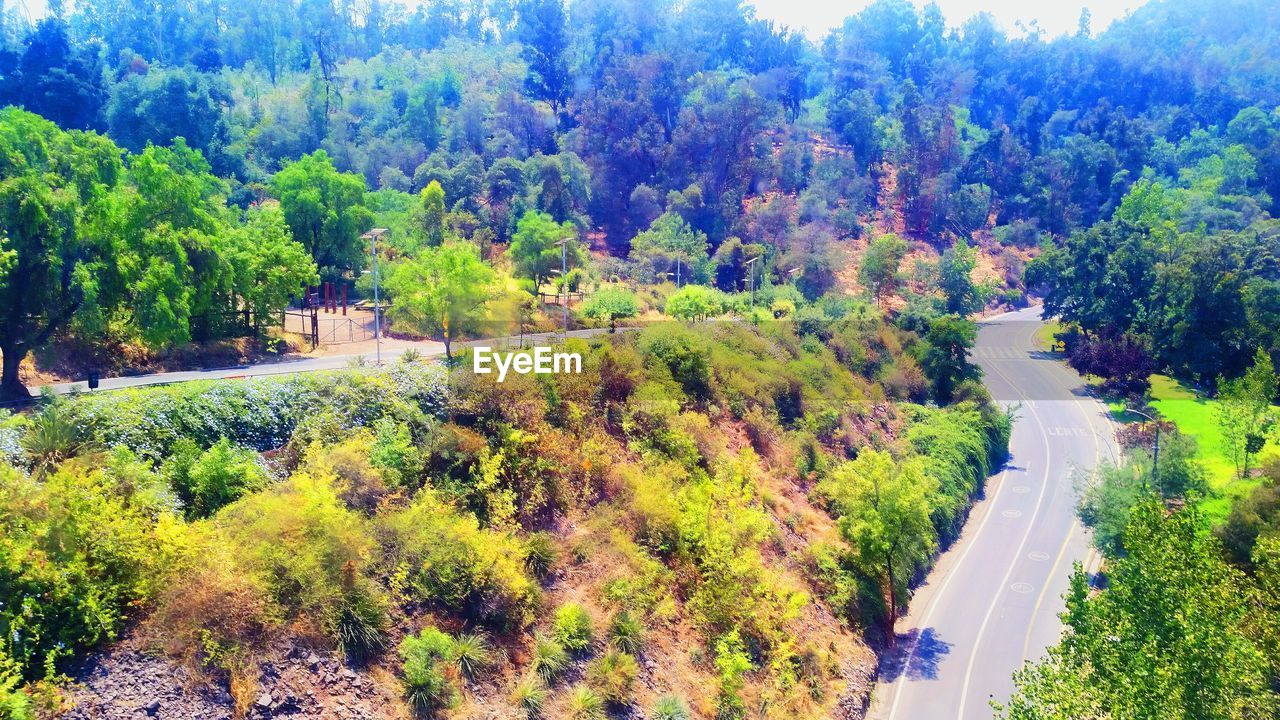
[1010,485,1031,494]
[1001,509,1023,519]
[1010,582,1035,594]
[1016,324,1111,667]
[883,308,1041,720]
[1027,551,1050,562]
[955,320,1055,720]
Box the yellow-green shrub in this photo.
[381,488,537,629]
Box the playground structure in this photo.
[284,282,381,348]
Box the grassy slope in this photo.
[1110,375,1280,522]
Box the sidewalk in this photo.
[32,329,612,397]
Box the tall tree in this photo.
[506,210,580,288]
[820,449,938,644]
[0,109,124,398]
[516,0,570,115]
[271,151,373,280]
[1217,349,1279,479]
[385,242,496,360]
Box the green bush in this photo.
[532,634,569,684]
[163,437,268,519]
[585,649,638,705]
[400,627,457,716]
[552,603,594,653]
[607,611,644,655]
[652,694,691,720]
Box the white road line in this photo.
[955,320,1057,720]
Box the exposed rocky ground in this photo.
[63,636,403,720]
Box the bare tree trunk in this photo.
[0,344,28,401]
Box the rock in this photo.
[255,692,273,710]
[143,699,161,715]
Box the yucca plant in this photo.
[22,401,88,475]
[567,685,605,720]
[651,694,691,720]
[532,634,569,685]
[608,610,644,655]
[511,675,549,719]
[450,631,494,682]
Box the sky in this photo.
[747,0,1152,40]
[6,0,1151,40]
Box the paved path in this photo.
[33,329,610,396]
[869,305,1118,720]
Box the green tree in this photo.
[1000,501,1276,719]
[418,180,446,247]
[921,315,980,404]
[820,450,938,644]
[581,287,640,332]
[664,285,724,321]
[629,212,710,282]
[859,233,909,302]
[0,109,125,398]
[385,242,496,360]
[516,0,570,114]
[271,150,373,279]
[229,205,319,332]
[506,210,580,289]
[938,239,984,316]
[1218,349,1279,478]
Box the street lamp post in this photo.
[361,228,389,365]
[745,256,760,307]
[556,237,572,337]
[1124,406,1160,489]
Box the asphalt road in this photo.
[32,328,610,396]
[869,305,1117,720]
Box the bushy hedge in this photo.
[905,401,1012,543]
[61,362,448,458]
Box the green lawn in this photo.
[1114,375,1280,522]
[1034,319,1065,353]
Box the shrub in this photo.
[637,324,713,402]
[0,459,172,681]
[552,603,594,653]
[217,471,385,653]
[61,363,447,459]
[450,631,494,681]
[511,675,549,718]
[585,649,638,705]
[607,611,644,655]
[524,532,558,578]
[382,489,538,629]
[164,437,268,519]
[400,627,458,716]
[652,694,691,720]
[531,634,569,684]
[567,685,606,720]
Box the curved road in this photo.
[870,305,1117,720]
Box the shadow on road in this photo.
[878,627,953,682]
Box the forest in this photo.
[1,0,1279,717]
